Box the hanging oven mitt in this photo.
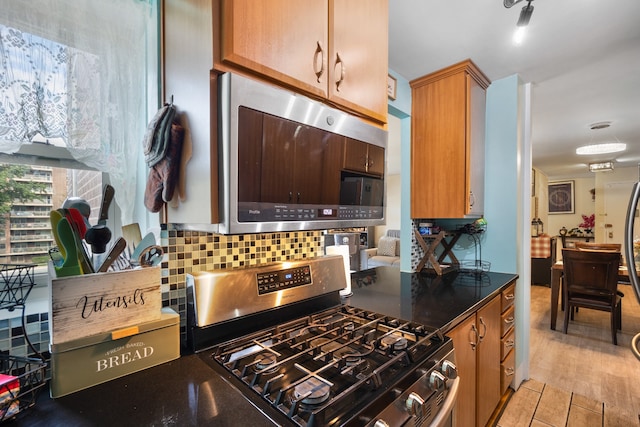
[143,102,176,167]
[144,122,185,212]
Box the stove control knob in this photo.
[441,360,458,379]
[405,391,425,415]
[429,370,446,392]
[373,420,390,427]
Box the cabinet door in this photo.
[467,74,486,216]
[410,71,467,218]
[329,0,388,123]
[477,296,502,427]
[217,0,328,99]
[447,314,477,427]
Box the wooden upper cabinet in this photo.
[214,0,388,125]
[410,59,490,219]
[329,0,388,124]
[216,0,327,99]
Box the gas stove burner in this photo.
[381,333,408,351]
[342,321,355,332]
[254,352,278,373]
[294,377,331,405]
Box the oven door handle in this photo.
[429,376,460,427]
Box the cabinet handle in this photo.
[505,367,515,376]
[297,192,301,203]
[469,191,475,207]
[505,339,515,349]
[334,52,345,92]
[504,316,515,327]
[313,41,324,83]
[469,324,478,351]
[504,293,515,301]
[478,317,487,342]
[288,191,293,202]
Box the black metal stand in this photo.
[0,264,40,358]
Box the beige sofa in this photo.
[361,230,401,269]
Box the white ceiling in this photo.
[388,0,640,180]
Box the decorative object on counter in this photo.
[559,226,568,237]
[578,213,595,235]
[548,180,574,214]
[414,229,461,275]
[143,101,185,213]
[459,217,490,273]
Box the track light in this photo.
[517,2,534,26]
[505,0,535,27]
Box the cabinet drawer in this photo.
[501,349,515,394]
[501,305,515,337]
[501,283,516,312]
[501,327,515,361]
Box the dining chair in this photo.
[561,249,622,345]
[574,242,621,252]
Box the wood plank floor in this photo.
[495,283,640,426]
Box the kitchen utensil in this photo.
[85,184,115,254]
[50,210,66,260]
[65,208,88,239]
[97,237,127,272]
[62,197,91,224]
[59,208,94,274]
[55,218,82,277]
[131,232,157,261]
[138,245,163,267]
[122,223,142,257]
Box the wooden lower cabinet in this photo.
[448,280,516,427]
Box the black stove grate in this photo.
[204,305,448,426]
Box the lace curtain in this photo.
[0,0,157,224]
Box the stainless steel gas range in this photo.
[186,256,458,427]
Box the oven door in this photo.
[430,376,459,427]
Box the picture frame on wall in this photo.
[548,181,575,214]
[387,74,397,100]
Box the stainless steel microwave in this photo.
[212,73,387,234]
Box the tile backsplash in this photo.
[160,225,325,347]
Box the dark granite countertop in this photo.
[10,267,517,426]
[345,268,519,332]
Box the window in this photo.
[0,0,159,227]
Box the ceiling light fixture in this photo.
[589,161,614,172]
[576,143,626,155]
[504,0,535,26]
[577,121,626,155]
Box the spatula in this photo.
[49,209,66,260]
[55,218,82,277]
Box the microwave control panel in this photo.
[256,265,312,295]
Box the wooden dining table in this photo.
[549,261,635,330]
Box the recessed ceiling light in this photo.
[576,142,626,155]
